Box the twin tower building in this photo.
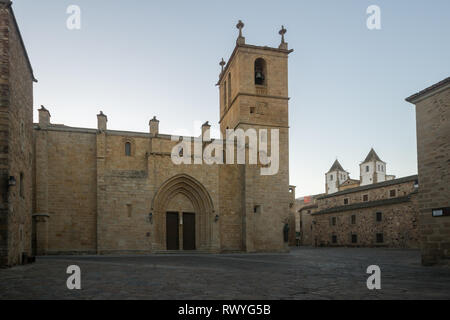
[325,149,396,195]
[1,5,295,267]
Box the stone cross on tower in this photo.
[279,25,288,50]
[236,20,245,45]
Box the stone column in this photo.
[35,108,50,255]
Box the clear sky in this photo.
[13,0,450,197]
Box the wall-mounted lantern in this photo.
[148,212,153,224]
[8,176,16,187]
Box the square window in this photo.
[344,198,349,205]
[390,189,396,197]
[376,233,384,243]
[363,194,369,202]
[351,234,358,244]
[331,217,337,226]
[254,205,262,214]
[376,212,382,222]
[332,235,337,244]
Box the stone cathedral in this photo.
[1,0,296,267]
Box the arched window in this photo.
[125,142,132,157]
[254,58,266,86]
[19,172,24,198]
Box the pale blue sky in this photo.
[13,0,450,196]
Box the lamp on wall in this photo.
[148,213,153,224]
[8,176,16,187]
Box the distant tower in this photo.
[326,160,349,194]
[360,148,389,186]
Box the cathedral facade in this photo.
[0,1,295,266]
[30,23,294,256]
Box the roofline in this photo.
[317,175,418,199]
[312,194,416,216]
[3,2,37,82]
[405,77,450,104]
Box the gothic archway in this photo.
[151,174,215,251]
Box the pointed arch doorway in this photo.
[152,174,215,252]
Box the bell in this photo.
[255,71,265,84]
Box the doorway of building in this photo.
[183,213,196,251]
[166,212,179,250]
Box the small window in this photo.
[19,172,24,198]
[363,194,369,202]
[376,212,382,222]
[366,166,369,173]
[250,107,255,114]
[125,142,132,157]
[254,205,262,214]
[331,217,337,226]
[332,235,337,244]
[127,204,133,218]
[351,215,356,225]
[344,198,349,205]
[376,233,384,243]
[351,234,358,244]
[330,174,334,181]
[390,189,396,197]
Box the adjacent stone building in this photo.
[406,77,450,266]
[312,175,419,248]
[30,21,294,256]
[297,151,420,248]
[0,0,36,267]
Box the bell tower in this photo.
[218,22,293,134]
[217,21,294,253]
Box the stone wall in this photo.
[407,79,450,265]
[311,178,420,248]
[0,3,34,267]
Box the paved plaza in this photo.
[0,247,449,300]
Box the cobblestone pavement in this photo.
[0,247,449,300]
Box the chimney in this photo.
[150,116,159,137]
[202,121,211,142]
[38,106,51,128]
[97,111,107,132]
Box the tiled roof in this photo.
[328,160,345,173]
[363,148,382,163]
